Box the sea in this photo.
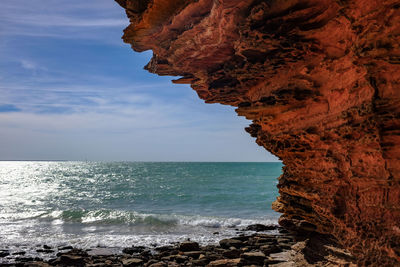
[0,161,282,261]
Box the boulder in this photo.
[179,241,200,252]
[59,255,86,266]
[206,258,240,267]
[244,224,277,232]
[0,251,10,257]
[183,251,203,259]
[219,239,243,249]
[222,248,241,259]
[240,251,266,265]
[122,258,144,266]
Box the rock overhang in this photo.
[116,0,400,265]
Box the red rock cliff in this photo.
[116,0,400,265]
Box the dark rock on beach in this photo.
[240,251,266,265]
[206,258,240,267]
[244,224,277,232]
[0,251,10,258]
[219,238,243,249]
[121,257,143,266]
[221,248,240,259]
[36,249,54,254]
[53,254,86,266]
[12,251,26,256]
[122,246,146,255]
[178,241,200,252]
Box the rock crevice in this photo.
[116,0,400,265]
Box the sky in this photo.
[0,0,278,162]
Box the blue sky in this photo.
[0,0,278,162]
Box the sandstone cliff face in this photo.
[116,0,400,265]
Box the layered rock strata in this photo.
[115,0,400,265]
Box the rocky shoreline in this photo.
[0,225,356,266]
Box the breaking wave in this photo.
[39,209,277,229]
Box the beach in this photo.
[0,224,356,266]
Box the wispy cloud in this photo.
[2,15,127,28]
[0,0,128,40]
[19,59,49,73]
[20,60,37,70]
[0,70,230,128]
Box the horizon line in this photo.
[0,160,282,163]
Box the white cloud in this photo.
[19,59,47,72]
[20,60,37,70]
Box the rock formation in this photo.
[115,0,400,265]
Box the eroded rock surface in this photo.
[116,0,400,265]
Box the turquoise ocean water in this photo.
[0,161,281,257]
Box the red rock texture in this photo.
[116,0,400,265]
